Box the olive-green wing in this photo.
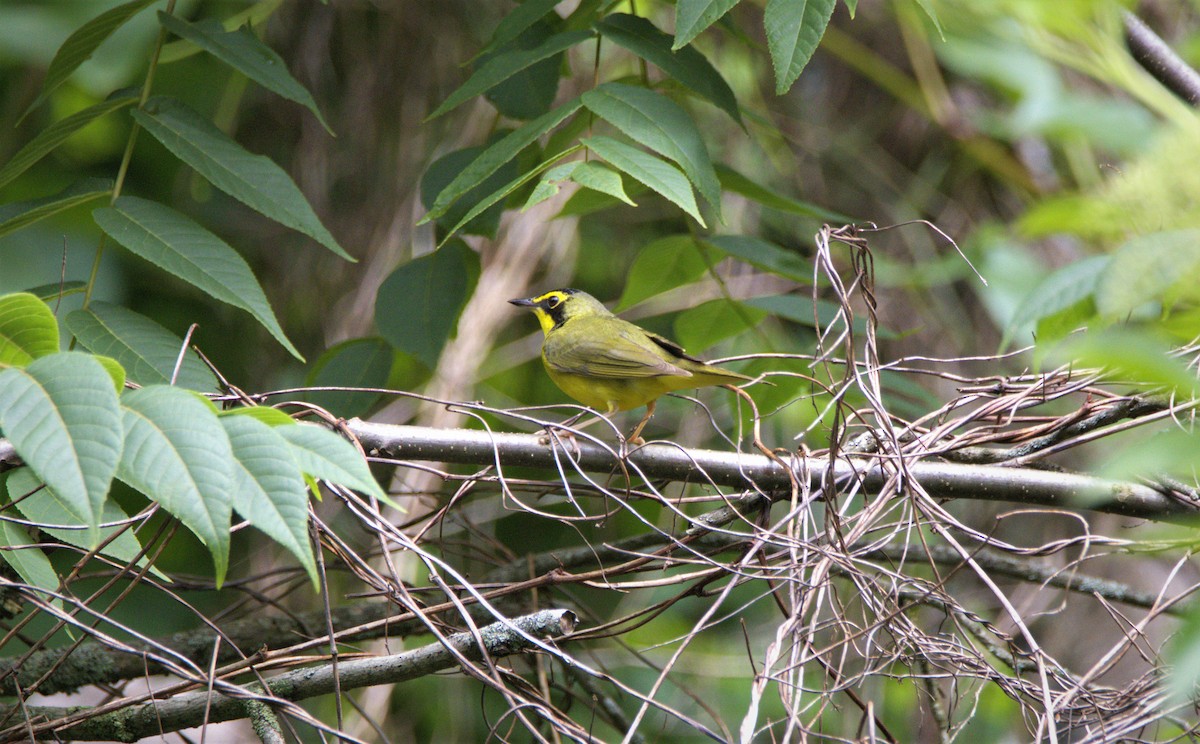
[544,321,692,379]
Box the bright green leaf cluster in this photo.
[0,293,390,589]
[418,1,864,242]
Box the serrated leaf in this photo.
[0,293,59,366]
[0,352,123,546]
[478,0,565,57]
[4,468,159,578]
[0,95,137,190]
[277,423,391,504]
[157,13,331,134]
[423,98,583,223]
[1097,230,1200,320]
[569,161,634,204]
[764,0,836,94]
[0,178,113,241]
[20,0,157,121]
[674,0,741,49]
[702,234,810,281]
[221,415,316,585]
[132,97,349,259]
[303,338,394,419]
[66,302,219,391]
[93,196,301,360]
[716,164,852,222]
[582,83,721,218]
[118,385,233,585]
[1003,255,1108,348]
[596,14,741,124]
[427,29,593,120]
[617,236,708,310]
[375,241,480,367]
[583,135,704,225]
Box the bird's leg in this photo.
[626,399,656,445]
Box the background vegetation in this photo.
[1,0,1200,741]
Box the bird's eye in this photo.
[546,296,561,309]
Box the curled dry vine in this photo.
[0,226,1198,742]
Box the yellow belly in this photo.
[544,365,679,412]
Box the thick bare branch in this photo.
[12,609,576,742]
[347,420,1196,521]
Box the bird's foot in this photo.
[538,426,581,457]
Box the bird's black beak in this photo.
[508,297,536,307]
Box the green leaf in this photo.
[583,136,704,226]
[1097,230,1200,320]
[93,355,127,393]
[0,352,124,546]
[616,236,708,310]
[66,303,219,391]
[482,18,564,121]
[844,0,858,17]
[673,298,766,352]
[0,95,137,190]
[20,0,157,121]
[0,518,60,605]
[764,0,836,94]
[375,240,480,367]
[118,385,233,585]
[674,0,741,49]
[702,234,810,282]
[523,161,634,211]
[427,29,594,120]
[93,196,302,360]
[744,294,893,338]
[222,405,297,428]
[304,337,395,418]
[478,0,565,57]
[0,293,59,366]
[221,414,316,585]
[569,162,635,204]
[716,164,852,222]
[132,97,349,260]
[1058,330,1197,396]
[582,82,721,218]
[1168,603,1200,706]
[522,170,568,211]
[911,0,943,39]
[157,13,331,133]
[437,152,578,245]
[1003,256,1108,347]
[596,14,741,124]
[22,282,87,303]
[158,2,280,64]
[0,179,113,241]
[4,467,159,578]
[277,423,391,504]
[423,98,583,224]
